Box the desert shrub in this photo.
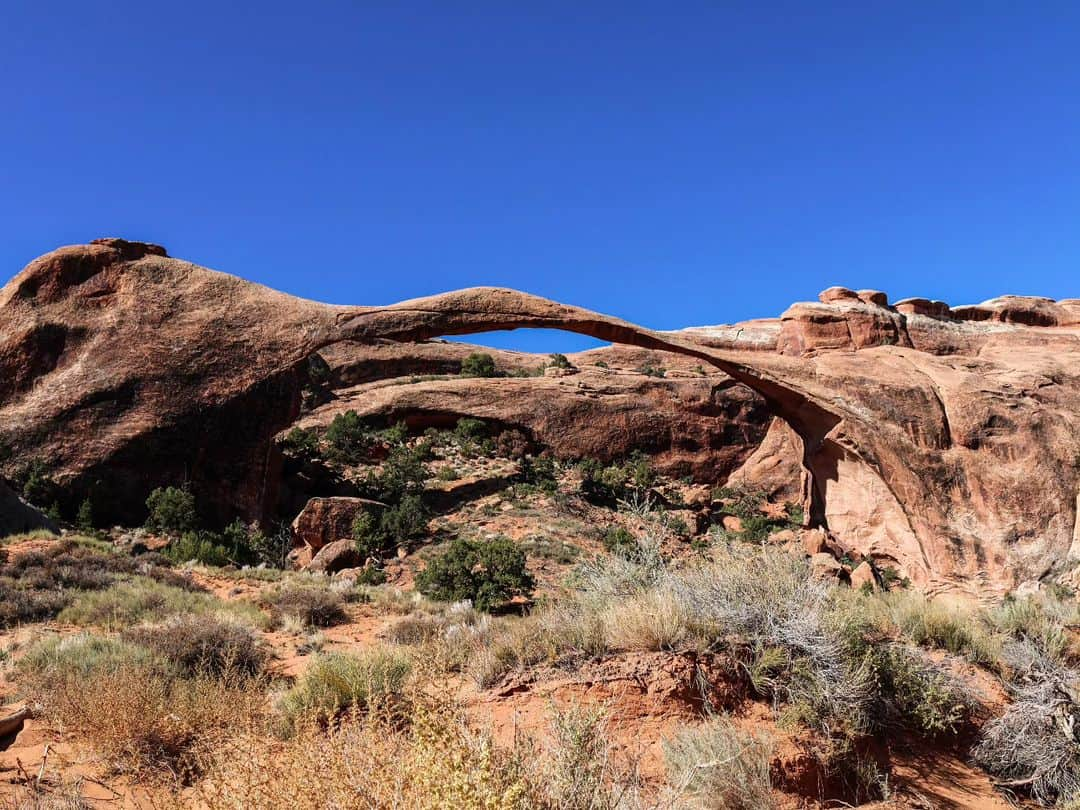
[196,696,543,809]
[713,484,766,519]
[276,648,412,736]
[669,549,875,733]
[517,454,559,492]
[416,536,534,612]
[75,497,94,532]
[354,564,387,586]
[281,426,320,456]
[145,486,199,535]
[369,443,430,502]
[377,494,430,546]
[546,704,637,809]
[247,525,294,569]
[378,420,409,446]
[579,453,653,503]
[876,645,972,736]
[664,717,775,809]
[453,417,488,442]
[783,501,805,528]
[266,580,346,627]
[547,352,574,370]
[636,362,666,378]
[0,579,69,627]
[520,534,579,564]
[124,616,266,678]
[974,643,1080,805]
[352,494,430,559]
[991,593,1078,664]
[738,514,775,543]
[324,410,376,463]
[436,465,460,481]
[601,526,637,557]
[166,531,231,566]
[20,460,58,509]
[25,648,262,779]
[0,541,191,628]
[59,577,262,630]
[460,352,497,378]
[495,428,531,459]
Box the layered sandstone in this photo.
[302,341,772,482]
[1,244,1077,594]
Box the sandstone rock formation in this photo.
[0,481,57,537]
[300,341,772,482]
[2,243,1077,595]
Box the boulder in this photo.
[856,290,889,307]
[801,528,829,556]
[291,497,383,553]
[818,286,860,304]
[810,553,844,581]
[0,705,27,739]
[850,561,877,591]
[307,539,363,574]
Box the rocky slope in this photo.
[1,239,1078,594]
[304,341,773,482]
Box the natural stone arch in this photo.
[315,288,879,575]
[316,287,1079,596]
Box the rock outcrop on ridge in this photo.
[1,241,1077,594]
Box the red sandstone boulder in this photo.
[290,497,383,553]
[308,539,363,574]
[850,561,877,591]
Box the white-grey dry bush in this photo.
[669,548,875,733]
[974,639,1080,806]
[570,495,669,598]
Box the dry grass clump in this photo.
[384,601,495,673]
[0,782,91,809]
[357,583,440,615]
[275,648,412,736]
[669,548,876,734]
[57,576,264,630]
[18,633,264,780]
[990,592,1080,664]
[0,540,195,628]
[17,633,161,691]
[467,598,608,687]
[196,696,636,810]
[265,579,347,627]
[663,717,775,809]
[880,590,1000,665]
[602,587,689,652]
[123,615,267,678]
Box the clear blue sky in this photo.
[2,2,1078,352]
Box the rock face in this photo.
[2,239,1078,595]
[301,342,772,482]
[0,239,342,526]
[0,481,57,537]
